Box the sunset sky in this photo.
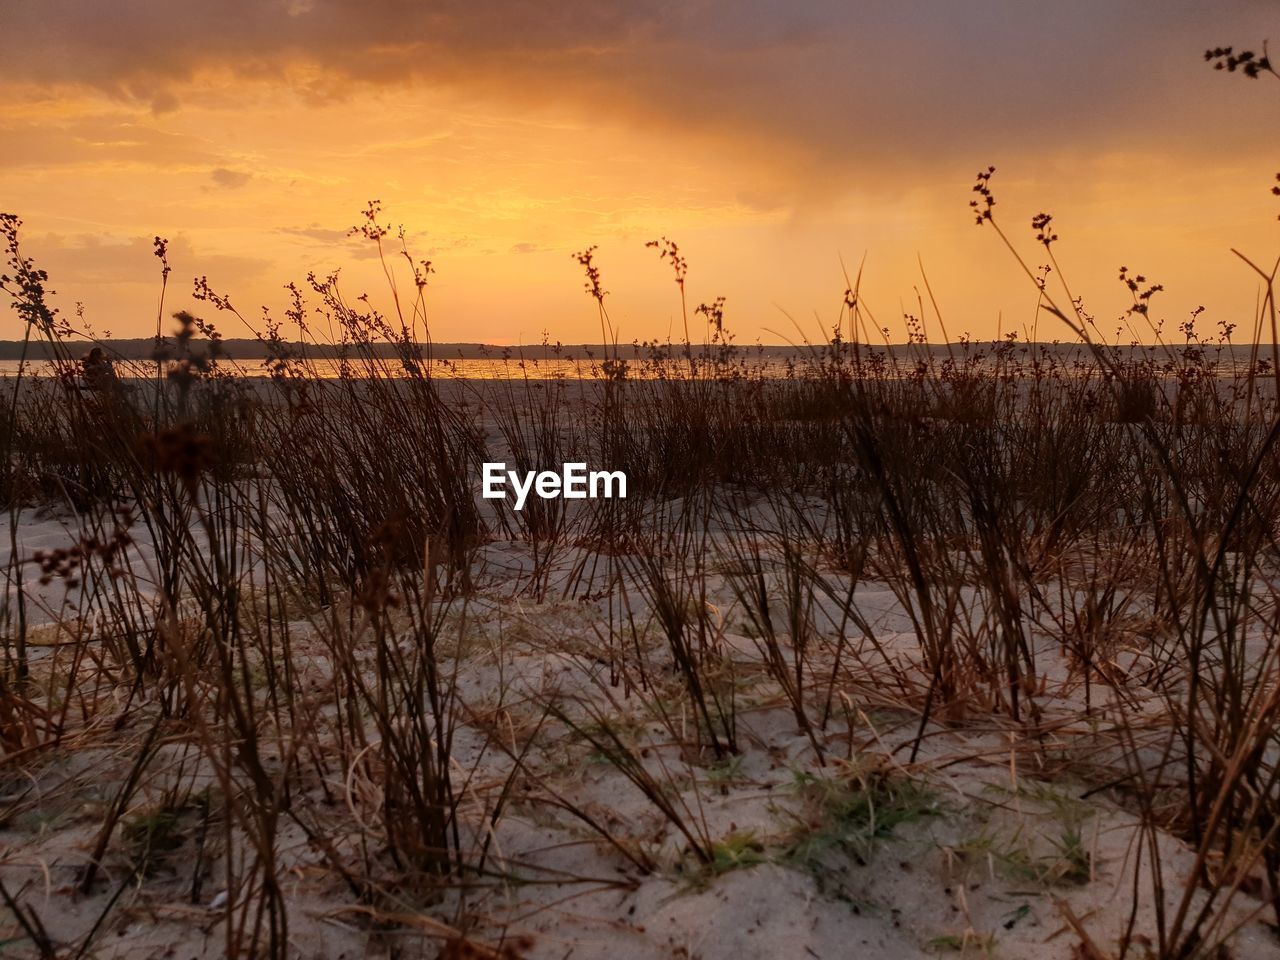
[2,1,1277,346]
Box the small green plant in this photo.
[926,936,993,957]
[708,830,766,875]
[122,806,186,877]
[786,763,939,870]
[704,754,747,791]
[952,819,1091,889]
[1045,824,1091,886]
[927,931,995,954]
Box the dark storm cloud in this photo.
[3,1,1276,178]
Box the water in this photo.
[0,343,1267,381]
[0,355,800,381]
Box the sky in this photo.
[1,0,1277,346]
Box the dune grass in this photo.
[2,158,1280,959]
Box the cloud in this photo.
[0,117,223,170]
[209,167,251,189]
[26,232,266,287]
[3,0,1275,192]
[276,225,351,244]
[275,224,385,259]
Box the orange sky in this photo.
[2,1,1278,345]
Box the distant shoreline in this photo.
[0,338,1266,362]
